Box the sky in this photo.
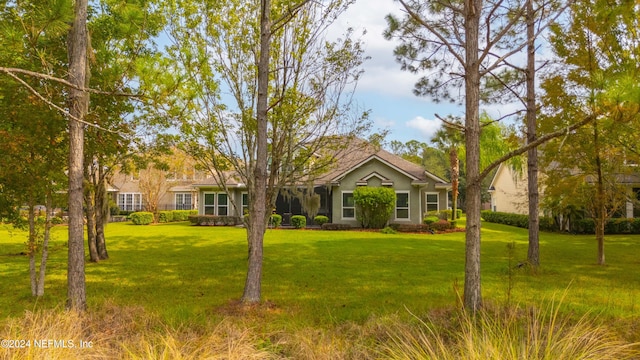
[328,0,464,145]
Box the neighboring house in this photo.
[110,139,452,226]
[487,163,530,215]
[488,163,640,218]
[109,171,200,212]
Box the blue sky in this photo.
[329,0,465,145]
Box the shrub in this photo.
[430,219,453,232]
[172,210,196,221]
[110,205,120,216]
[631,218,640,234]
[353,187,396,229]
[427,209,463,220]
[388,223,433,233]
[321,223,352,230]
[291,215,307,229]
[188,215,241,226]
[380,226,397,234]
[313,215,329,226]
[269,214,282,228]
[423,216,439,225]
[130,212,154,225]
[157,211,174,223]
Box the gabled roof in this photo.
[191,170,244,188]
[357,171,394,186]
[315,137,450,187]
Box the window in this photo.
[175,193,192,210]
[241,192,249,215]
[425,193,439,212]
[342,191,355,219]
[203,192,229,216]
[204,193,216,215]
[217,193,228,216]
[396,192,410,220]
[118,193,142,211]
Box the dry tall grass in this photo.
[0,303,283,360]
[382,300,640,360]
[1,301,638,360]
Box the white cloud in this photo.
[405,116,442,141]
[328,0,417,97]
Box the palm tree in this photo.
[432,118,464,221]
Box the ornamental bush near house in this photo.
[171,210,196,221]
[321,223,352,230]
[388,223,433,233]
[157,211,174,223]
[423,216,439,225]
[291,215,306,229]
[269,214,282,228]
[188,215,242,226]
[427,209,463,220]
[430,219,453,232]
[353,187,396,229]
[130,212,154,225]
[313,215,329,226]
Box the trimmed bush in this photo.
[353,187,396,229]
[321,223,352,230]
[313,215,329,226]
[431,219,453,231]
[423,216,439,225]
[269,214,282,228]
[172,210,196,221]
[130,212,154,225]
[388,223,433,233]
[291,215,307,229]
[427,209,463,220]
[188,215,242,226]
[157,211,174,223]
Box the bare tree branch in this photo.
[3,70,126,134]
[478,113,596,183]
[0,66,140,97]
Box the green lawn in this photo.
[1,220,639,326]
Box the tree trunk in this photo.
[450,148,459,221]
[85,184,99,262]
[28,203,37,296]
[36,193,53,296]
[241,0,271,304]
[66,0,89,311]
[463,0,483,313]
[95,168,109,260]
[594,123,606,265]
[526,0,540,267]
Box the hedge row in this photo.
[572,217,640,234]
[188,215,242,226]
[130,212,154,225]
[480,211,557,232]
[390,219,456,233]
[481,210,640,234]
[157,210,198,223]
[426,209,463,220]
[321,223,353,230]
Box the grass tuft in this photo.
[382,298,640,360]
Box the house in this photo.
[109,169,201,213]
[487,163,530,215]
[488,163,640,218]
[110,139,452,226]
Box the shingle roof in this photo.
[314,138,450,186]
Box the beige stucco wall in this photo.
[489,165,533,215]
